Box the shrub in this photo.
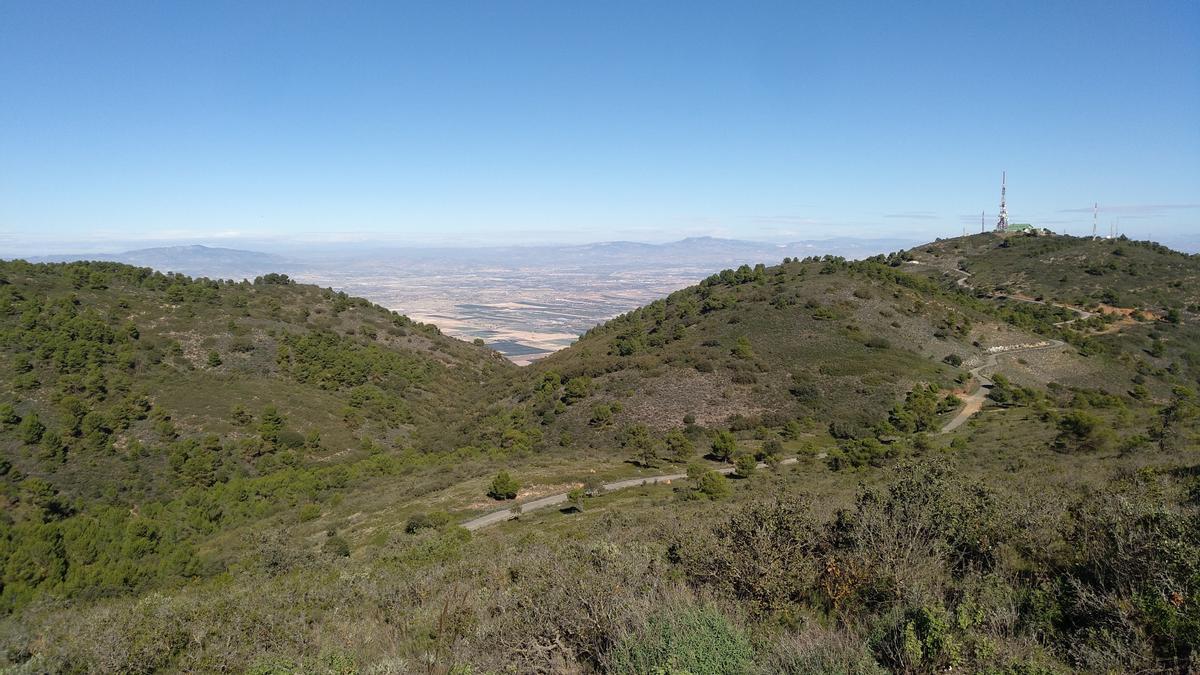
[566,488,586,512]
[734,454,757,478]
[563,376,592,404]
[405,511,451,533]
[761,626,887,675]
[608,604,752,674]
[684,464,731,501]
[298,503,321,522]
[277,430,305,450]
[0,403,19,427]
[671,497,819,616]
[488,471,520,500]
[790,381,820,403]
[943,353,963,367]
[1055,410,1112,452]
[732,337,754,359]
[665,429,695,463]
[589,403,616,427]
[19,412,45,445]
[323,535,350,557]
[622,424,660,467]
[710,430,737,462]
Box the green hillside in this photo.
[911,232,1199,312]
[907,232,1200,407]
[494,249,1180,465]
[1,242,1198,674]
[0,260,511,612]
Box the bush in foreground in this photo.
[608,602,752,674]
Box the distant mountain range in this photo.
[300,235,922,265]
[23,245,288,281]
[12,236,921,280]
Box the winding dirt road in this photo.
[952,267,1093,325]
[941,266,1073,433]
[465,266,1082,529]
[939,339,1063,433]
[461,458,798,530]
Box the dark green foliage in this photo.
[732,336,754,359]
[664,428,695,463]
[18,412,44,445]
[253,273,294,285]
[0,403,19,427]
[827,437,892,470]
[710,430,737,462]
[0,259,508,614]
[761,438,783,461]
[1055,410,1112,452]
[986,373,1022,405]
[734,453,757,478]
[888,384,941,433]
[259,406,284,448]
[277,331,428,394]
[622,424,659,467]
[488,471,520,500]
[562,376,591,404]
[1055,471,1200,671]
[589,403,617,427]
[681,463,731,500]
[1154,386,1198,451]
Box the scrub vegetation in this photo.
[1,232,1198,673]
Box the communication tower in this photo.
[995,172,1009,232]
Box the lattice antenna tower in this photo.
[996,171,1009,232]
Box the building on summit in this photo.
[993,173,1050,236]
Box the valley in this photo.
[5,2,1195,670]
[25,237,920,364]
[0,232,1197,674]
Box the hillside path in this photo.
[940,339,1063,433]
[950,268,1093,326]
[462,458,798,531]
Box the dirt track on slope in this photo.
[461,458,799,531]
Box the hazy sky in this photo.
[1,1,1198,254]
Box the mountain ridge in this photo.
[1,232,1198,673]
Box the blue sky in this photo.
[1,1,1197,254]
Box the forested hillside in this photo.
[491,246,1187,468]
[0,260,510,612]
[1,234,1198,674]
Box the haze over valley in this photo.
[2,2,1198,672]
[26,236,918,362]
